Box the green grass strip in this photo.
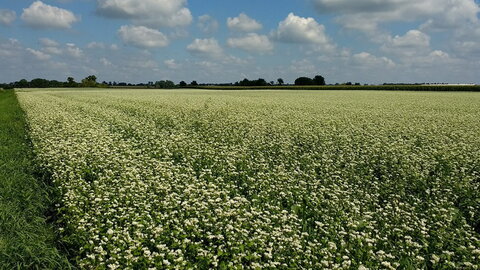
[0,90,72,269]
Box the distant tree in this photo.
[165,80,175,88]
[313,75,326,85]
[155,80,166,88]
[65,77,78,87]
[345,82,352,85]
[256,78,268,86]
[30,78,50,88]
[81,75,98,87]
[294,77,314,85]
[49,80,63,87]
[16,79,29,88]
[2,84,14,90]
[155,80,176,89]
[190,80,198,86]
[277,78,284,85]
[179,81,187,87]
[236,78,269,86]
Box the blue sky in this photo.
[1,0,479,84]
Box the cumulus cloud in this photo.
[187,38,223,58]
[0,9,16,25]
[87,42,106,49]
[21,1,78,29]
[27,48,51,60]
[100,57,113,66]
[313,0,479,33]
[97,0,192,28]
[352,52,395,68]
[227,33,273,53]
[42,46,62,55]
[39,38,59,47]
[118,25,169,48]
[66,43,83,58]
[272,13,334,51]
[382,30,431,57]
[454,40,480,57]
[164,59,181,69]
[197,15,219,34]
[290,59,317,75]
[227,13,262,32]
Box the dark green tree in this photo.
[313,75,326,85]
[277,78,284,85]
[30,78,50,88]
[16,79,29,88]
[294,77,314,85]
[165,80,175,88]
[81,75,98,87]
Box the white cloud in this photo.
[118,25,169,48]
[27,48,51,61]
[272,13,332,47]
[352,52,395,68]
[382,30,431,57]
[290,59,317,75]
[164,59,181,69]
[454,40,480,56]
[100,57,113,66]
[21,1,79,29]
[66,43,83,58]
[197,15,219,34]
[38,38,62,56]
[42,46,63,55]
[0,9,16,25]
[187,38,223,58]
[227,33,273,53]
[313,0,479,33]
[390,30,430,48]
[39,38,59,47]
[97,0,192,28]
[87,42,106,49]
[227,13,262,32]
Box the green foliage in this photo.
[196,84,480,91]
[65,77,78,88]
[235,78,268,86]
[18,89,480,269]
[81,75,98,88]
[155,80,176,89]
[295,75,326,85]
[294,76,314,85]
[0,91,72,269]
[179,81,187,87]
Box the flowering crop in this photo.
[18,89,480,269]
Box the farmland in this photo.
[17,89,480,269]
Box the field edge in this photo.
[0,90,73,269]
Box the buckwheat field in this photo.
[17,89,480,269]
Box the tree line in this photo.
[1,76,100,89]
[1,75,329,89]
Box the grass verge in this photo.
[0,90,72,269]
